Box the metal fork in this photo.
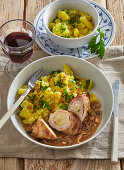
[0,69,45,129]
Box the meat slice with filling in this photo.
[68,94,90,122]
[32,119,57,139]
[49,110,82,135]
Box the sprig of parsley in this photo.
[87,28,105,59]
[85,80,90,89]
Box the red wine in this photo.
[3,32,33,63]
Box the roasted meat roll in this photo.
[49,110,82,135]
[68,94,90,122]
[32,119,57,139]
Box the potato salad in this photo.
[49,10,94,38]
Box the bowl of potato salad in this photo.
[7,55,113,149]
[43,0,99,48]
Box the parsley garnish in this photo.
[61,35,70,38]
[60,24,66,31]
[64,89,74,103]
[59,103,68,110]
[38,95,44,108]
[40,81,48,91]
[87,28,105,59]
[50,70,61,77]
[38,95,50,110]
[56,75,66,88]
[68,17,75,24]
[65,10,69,14]
[70,79,76,83]
[85,80,90,89]
[27,94,36,105]
[79,82,82,88]
[74,78,79,83]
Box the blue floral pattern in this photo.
[34,1,115,59]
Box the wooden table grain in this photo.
[0,0,124,169]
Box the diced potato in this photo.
[17,85,28,95]
[80,28,89,35]
[90,93,99,103]
[80,16,93,29]
[63,64,73,76]
[74,28,80,37]
[58,11,70,21]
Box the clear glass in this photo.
[0,19,36,78]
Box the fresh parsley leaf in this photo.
[87,28,105,59]
[61,35,70,38]
[50,70,61,77]
[85,80,90,89]
[40,81,48,91]
[64,89,74,103]
[59,103,68,110]
[56,75,66,88]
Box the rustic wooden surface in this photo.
[0,0,124,169]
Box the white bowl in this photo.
[7,55,113,149]
[43,0,99,48]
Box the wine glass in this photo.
[0,19,36,78]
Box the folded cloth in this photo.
[0,46,124,159]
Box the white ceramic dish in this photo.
[43,0,99,48]
[7,55,113,149]
[34,0,115,59]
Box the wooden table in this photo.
[0,0,124,169]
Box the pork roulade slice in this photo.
[68,94,90,122]
[32,119,57,140]
[49,110,82,135]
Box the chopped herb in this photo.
[44,101,50,110]
[50,69,61,77]
[68,17,75,24]
[59,103,68,110]
[38,95,44,108]
[38,95,50,110]
[40,81,49,91]
[87,28,105,59]
[77,15,81,24]
[64,89,74,103]
[74,78,79,83]
[79,82,82,88]
[85,80,90,89]
[75,85,79,89]
[56,75,66,88]
[27,94,38,109]
[27,94,36,104]
[70,79,76,83]
[60,25,66,31]
[65,10,69,14]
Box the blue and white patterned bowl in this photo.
[34,0,115,59]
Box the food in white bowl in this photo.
[7,55,113,149]
[43,0,99,48]
[17,64,102,146]
[49,9,94,38]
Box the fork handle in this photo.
[111,116,118,163]
[0,88,31,129]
